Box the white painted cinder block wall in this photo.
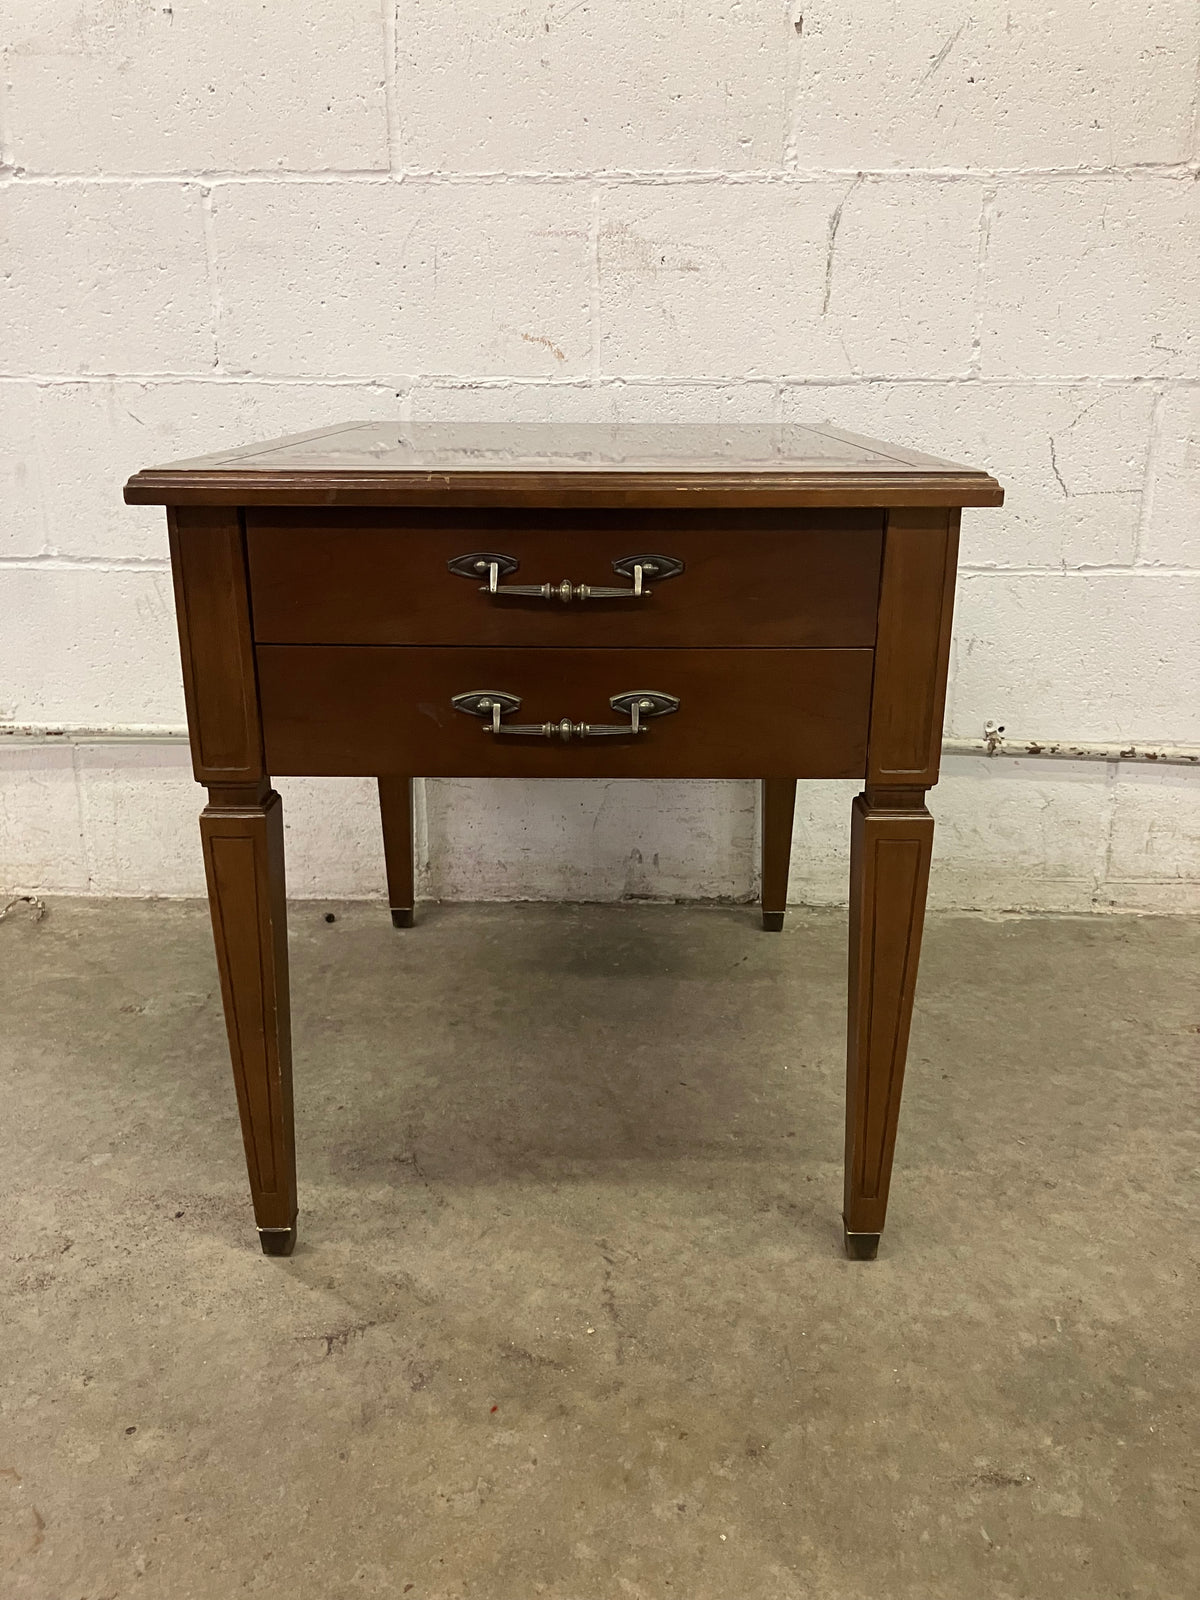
[2,2,1198,913]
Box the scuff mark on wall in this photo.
[519,331,567,361]
[919,18,969,86]
[600,220,716,279]
[822,175,862,316]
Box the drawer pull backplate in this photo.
[447,551,684,601]
[452,689,680,741]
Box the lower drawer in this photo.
[258,646,872,779]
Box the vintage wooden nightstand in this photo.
[125,422,1002,1259]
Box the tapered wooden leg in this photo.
[761,778,796,931]
[201,782,296,1256]
[844,788,934,1259]
[378,776,415,928]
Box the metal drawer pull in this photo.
[447,551,684,601]
[452,689,680,741]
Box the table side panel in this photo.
[168,505,264,783]
[867,507,959,789]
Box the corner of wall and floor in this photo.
[2,2,1198,914]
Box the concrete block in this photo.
[599,181,982,377]
[782,382,1155,568]
[781,761,1115,913]
[212,182,592,376]
[1140,386,1200,569]
[0,742,87,894]
[982,181,1200,378]
[75,742,202,897]
[0,184,212,375]
[782,779,859,905]
[409,381,779,423]
[4,0,388,174]
[792,2,1199,170]
[5,741,1193,914]
[928,755,1110,913]
[1104,765,1200,913]
[276,777,390,899]
[33,380,401,559]
[421,779,756,903]
[65,759,395,900]
[949,573,1200,746]
[396,0,790,171]
[0,384,47,557]
[0,568,186,728]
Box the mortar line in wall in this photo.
[782,3,804,171]
[5,556,1197,578]
[5,373,1197,389]
[6,555,1196,578]
[943,584,964,736]
[26,382,55,559]
[413,777,431,892]
[957,564,1200,579]
[392,381,415,424]
[968,186,997,378]
[2,164,1198,185]
[776,375,1200,389]
[0,78,12,172]
[8,727,1198,767]
[380,0,402,175]
[1093,759,1122,909]
[1131,384,1168,566]
[70,744,98,894]
[1,374,418,390]
[199,186,222,372]
[588,188,602,379]
[380,162,1200,183]
[0,171,399,186]
[0,556,173,571]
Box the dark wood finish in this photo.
[125,421,1004,510]
[167,506,262,783]
[868,507,960,788]
[844,789,935,1256]
[200,783,296,1256]
[245,508,884,648]
[256,646,873,780]
[761,778,797,932]
[378,776,415,928]
[135,420,1001,1258]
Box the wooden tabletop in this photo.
[124,420,1003,509]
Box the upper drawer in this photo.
[245,508,883,647]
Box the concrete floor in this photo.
[1,901,1197,1600]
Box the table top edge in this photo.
[125,467,1004,509]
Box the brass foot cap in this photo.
[391,908,415,929]
[761,911,785,933]
[844,1229,881,1261]
[258,1224,297,1258]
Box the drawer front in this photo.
[258,645,872,779]
[246,508,883,648]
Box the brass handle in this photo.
[452,690,680,741]
[447,551,684,601]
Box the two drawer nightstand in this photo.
[125,422,1002,1259]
